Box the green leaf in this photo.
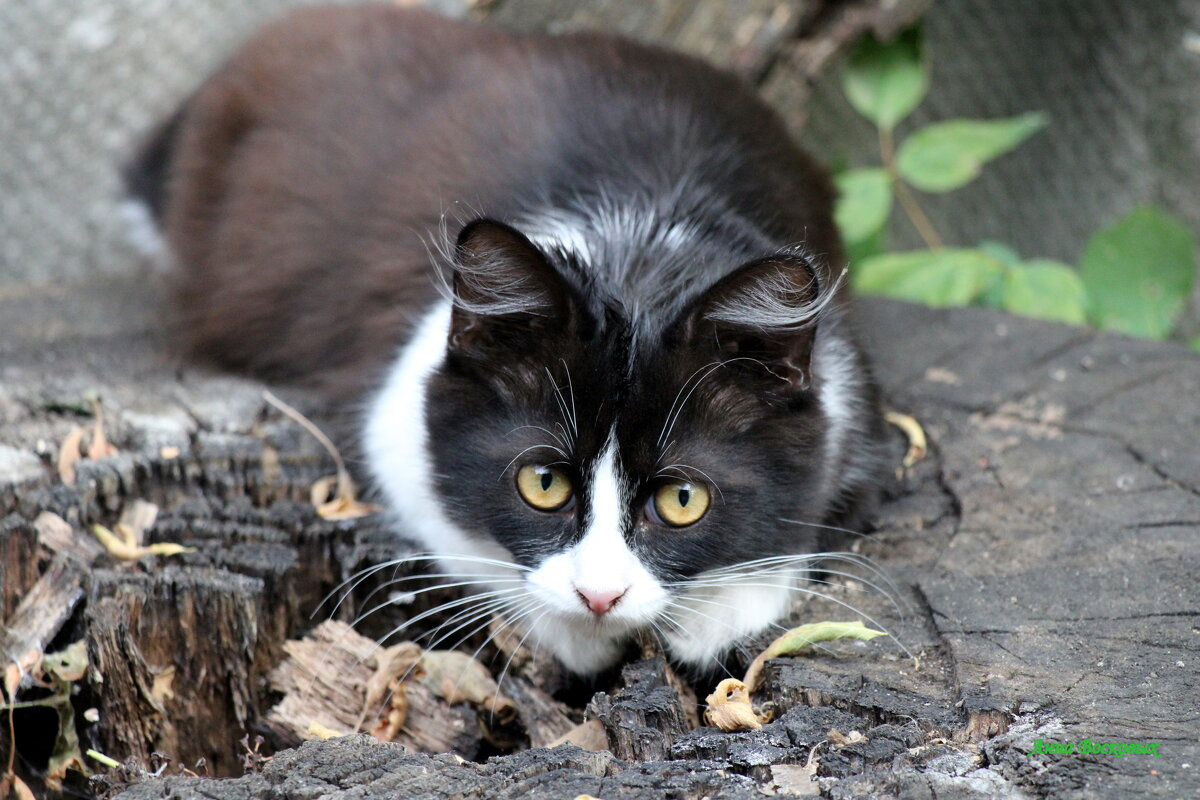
[975,241,1019,308]
[847,226,885,267]
[834,168,893,244]
[1191,337,1200,354]
[896,113,1047,192]
[853,248,1003,307]
[1002,260,1087,324]
[1080,206,1196,339]
[842,28,927,130]
[978,240,1022,266]
[743,620,888,690]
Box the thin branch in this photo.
[879,127,944,250]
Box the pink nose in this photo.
[576,587,627,616]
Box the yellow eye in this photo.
[516,465,573,511]
[653,481,710,527]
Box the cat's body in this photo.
[139,5,890,674]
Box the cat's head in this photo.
[368,218,868,674]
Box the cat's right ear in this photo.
[447,219,577,354]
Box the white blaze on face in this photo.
[527,434,666,631]
[572,442,634,599]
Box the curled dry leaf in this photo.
[744,621,888,692]
[828,728,867,748]
[92,524,195,561]
[263,390,382,520]
[362,642,423,741]
[884,410,927,468]
[86,402,118,461]
[704,678,761,732]
[310,474,383,521]
[56,399,120,485]
[420,650,517,724]
[56,427,86,485]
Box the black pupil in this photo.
[678,487,690,507]
[540,471,553,492]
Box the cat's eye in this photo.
[516,464,573,511]
[650,481,711,527]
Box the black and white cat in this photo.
[135,4,891,675]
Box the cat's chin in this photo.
[529,613,637,675]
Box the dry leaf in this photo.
[42,641,88,683]
[371,699,407,742]
[314,476,382,520]
[57,399,119,484]
[828,728,867,748]
[420,650,517,723]
[92,524,195,561]
[56,427,86,485]
[362,642,423,740]
[743,621,888,691]
[307,721,341,740]
[262,390,382,520]
[86,402,118,461]
[704,678,761,732]
[550,718,608,750]
[365,643,424,712]
[884,410,927,468]
[159,446,181,460]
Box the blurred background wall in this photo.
[1,0,1197,338]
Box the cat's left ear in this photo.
[447,219,578,354]
[676,254,829,394]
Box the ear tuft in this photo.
[682,255,835,395]
[448,219,574,353]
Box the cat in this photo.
[132,4,892,675]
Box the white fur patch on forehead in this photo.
[583,436,625,538]
[571,435,637,595]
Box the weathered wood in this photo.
[0,555,85,670]
[85,568,266,776]
[588,658,690,762]
[0,514,40,621]
[503,675,580,748]
[264,620,482,758]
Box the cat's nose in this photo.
[575,586,627,616]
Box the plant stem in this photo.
[879,127,945,250]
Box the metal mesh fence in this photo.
[1,0,1197,333]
